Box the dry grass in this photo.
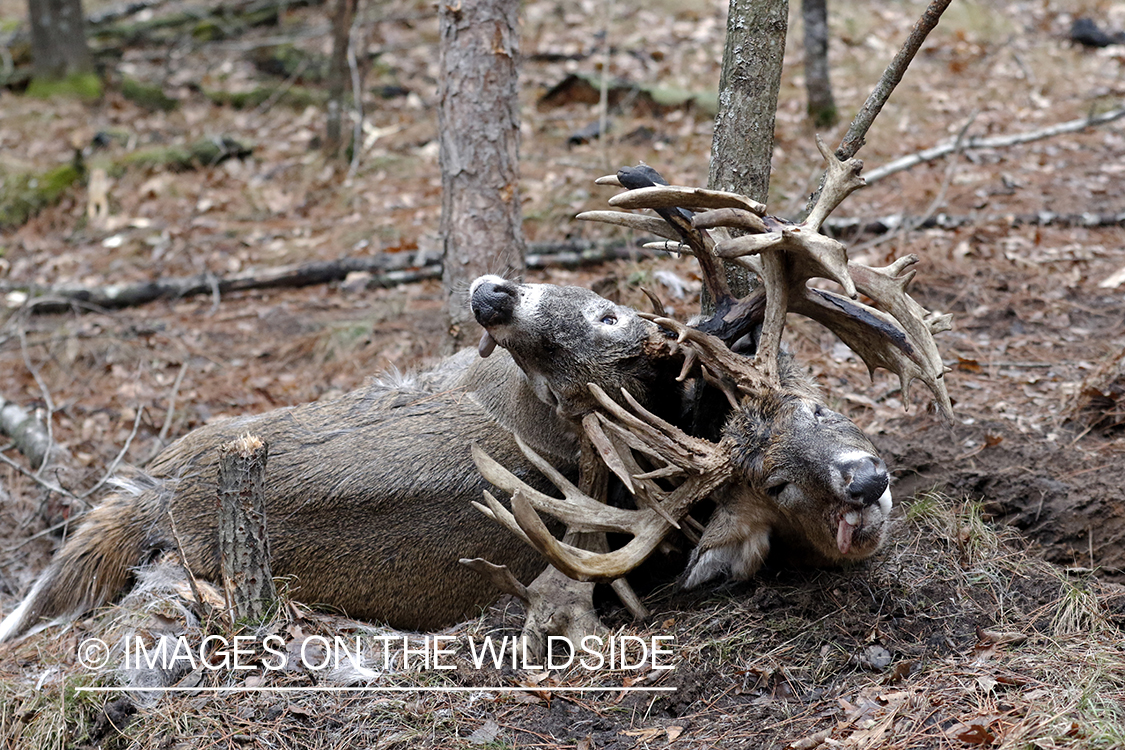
[1,492,1122,749]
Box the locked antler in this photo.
[473,383,735,582]
[578,136,953,418]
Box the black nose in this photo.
[842,456,889,507]
[471,280,518,327]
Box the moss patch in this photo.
[0,163,83,228]
[120,77,178,112]
[25,72,102,101]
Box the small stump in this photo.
[217,433,277,623]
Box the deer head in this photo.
[472,138,952,597]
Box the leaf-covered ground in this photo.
[1,0,1125,747]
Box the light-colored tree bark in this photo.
[217,434,277,624]
[706,0,789,305]
[27,0,91,79]
[438,0,525,352]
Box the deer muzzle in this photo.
[470,275,520,357]
[834,453,891,555]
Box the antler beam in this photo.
[578,138,952,418]
[471,388,734,582]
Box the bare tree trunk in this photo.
[706,0,788,306]
[803,0,837,127]
[438,0,525,353]
[27,0,91,79]
[218,434,277,624]
[324,0,356,157]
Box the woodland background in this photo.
[0,0,1124,748]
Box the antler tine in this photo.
[691,207,768,234]
[474,389,735,582]
[607,185,766,215]
[787,257,953,419]
[471,442,641,534]
[576,211,683,243]
[804,134,867,232]
[584,166,737,304]
[638,313,775,398]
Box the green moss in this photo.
[249,44,329,82]
[808,102,839,128]
[120,76,178,111]
[25,72,102,101]
[122,137,252,171]
[190,18,224,42]
[0,163,83,228]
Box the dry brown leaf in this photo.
[956,724,996,745]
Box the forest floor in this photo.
[1,0,1124,747]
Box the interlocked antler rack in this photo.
[578,136,953,418]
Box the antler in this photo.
[471,386,734,582]
[578,136,953,419]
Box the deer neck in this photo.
[460,350,580,469]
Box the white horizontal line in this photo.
[75,686,677,694]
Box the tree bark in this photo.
[27,0,91,79]
[324,0,356,156]
[706,0,788,307]
[802,0,836,127]
[217,434,277,624]
[438,0,525,353]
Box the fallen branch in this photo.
[825,208,1125,237]
[3,241,653,314]
[863,106,1125,184]
[0,394,53,470]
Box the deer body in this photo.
[0,278,678,642]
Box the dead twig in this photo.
[804,0,954,215]
[147,362,189,464]
[834,0,955,162]
[14,317,55,477]
[864,105,1125,184]
[852,108,978,255]
[79,406,145,501]
[345,5,366,182]
[0,451,73,500]
[168,510,209,621]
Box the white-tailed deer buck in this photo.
[470,140,952,624]
[0,278,685,642]
[1,145,951,648]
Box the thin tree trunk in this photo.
[706,0,789,307]
[803,0,836,127]
[217,434,277,624]
[324,0,356,156]
[438,0,525,353]
[27,0,91,79]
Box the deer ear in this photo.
[682,503,771,588]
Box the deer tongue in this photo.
[837,510,862,554]
[478,330,497,358]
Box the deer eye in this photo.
[600,314,618,325]
[765,481,787,497]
